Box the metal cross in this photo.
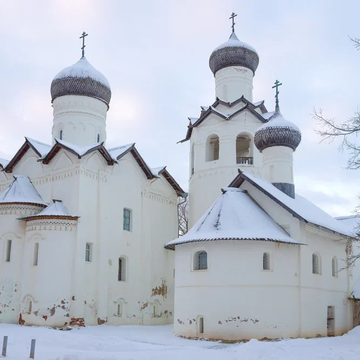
[80,31,88,58]
[229,12,237,33]
[272,79,282,112]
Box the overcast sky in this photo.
[0,0,358,216]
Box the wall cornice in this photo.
[26,218,77,232]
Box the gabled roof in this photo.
[229,171,355,239]
[42,139,116,166]
[165,187,301,250]
[336,215,360,235]
[108,143,185,196]
[19,199,78,221]
[179,96,268,143]
[0,175,47,206]
[4,137,52,173]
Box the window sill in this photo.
[192,269,209,272]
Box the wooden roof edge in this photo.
[19,215,80,222]
[160,168,186,197]
[129,147,154,180]
[24,137,42,157]
[0,201,47,208]
[4,140,31,173]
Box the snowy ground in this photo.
[1,324,360,360]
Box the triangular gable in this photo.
[229,170,355,239]
[42,139,116,166]
[0,175,47,206]
[110,143,185,196]
[4,137,52,173]
[179,96,268,143]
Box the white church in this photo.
[0,17,359,340]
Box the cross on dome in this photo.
[272,79,282,112]
[229,12,237,33]
[80,31,88,58]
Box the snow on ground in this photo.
[1,324,360,360]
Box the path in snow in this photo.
[0,324,360,360]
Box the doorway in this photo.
[327,306,335,336]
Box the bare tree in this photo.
[178,197,189,236]
[313,36,360,268]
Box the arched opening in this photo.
[332,257,338,277]
[312,253,321,275]
[97,133,100,142]
[118,257,127,281]
[59,129,63,140]
[236,133,253,165]
[194,251,207,270]
[197,316,204,336]
[263,252,270,270]
[205,135,219,162]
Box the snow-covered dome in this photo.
[209,32,259,76]
[51,57,111,107]
[254,111,301,152]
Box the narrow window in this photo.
[123,209,131,231]
[97,134,100,142]
[190,143,195,175]
[85,243,92,262]
[33,243,39,266]
[118,257,126,281]
[6,240,12,262]
[153,305,157,317]
[194,251,207,270]
[205,135,219,162]
[59,130,63,140]
[312,253,321,275]
[198,317,204,335]
[332,257,338,277]
[263,252,270,270]
[117,303,122,316]
[28,300,32,314]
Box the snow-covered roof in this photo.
[0,158,9,168]
[213,32,258,55]
[257,111,301,132]
[55,139,102,156]
[19,200,78,221]
[0,175,47,206]
[337,215,360,235]
[237,172,354,238]
[151,166,166,177]
[26,137,52,158]
[107,143,134,161]
[166,187,301,249]
[53,57,110,89]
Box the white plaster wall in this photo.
[262,146,294,184]
[52,95,108,146]
[188,111,263,227]
[174,241,300,340]
[215,66,254,102]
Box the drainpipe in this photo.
[177,192,188,236]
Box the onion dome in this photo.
[50,57,111,107]
[209,32,259,76]
[254,111,302,152]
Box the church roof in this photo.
[230,171,355,239]
[42,139,116,165]
[179,96,268,143]
[51,57,111,107]
[0,175,47,206]
[19,199,78,221]
[165,187,300,250]
[209,32,259,76]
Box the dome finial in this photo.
[80,31,88,58]
[229,12,237,34]
[272,79,282,112]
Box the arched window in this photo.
[59,130,63,140]
[153,300,160,317]
[205,135,219,162]
[332,257,338,277]
[194,251,207,270]
[263,252,270,270]
[118,257,126,281]
[85,243,92,262]
[312,253,321,275]
[197,316,204,335]
[33,243,39,266]
[97,133,100,142]
[236,133,253,165]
